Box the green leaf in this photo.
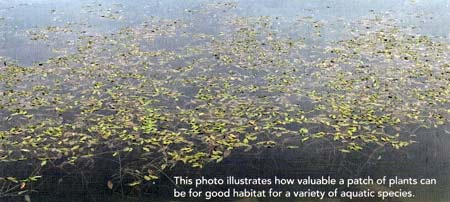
[339,149,351,153]
[127,181,141,186]
[6,177,18,183]
[301,137,310,142]
[144,175,159,181]
[299,128,309,135]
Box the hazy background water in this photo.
[3,0,450,65]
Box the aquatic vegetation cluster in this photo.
[1,3,449,198]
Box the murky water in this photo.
[1,1,449,202]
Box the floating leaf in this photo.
[299,128,309,135]
[24,195,31,202]
[127,181,141,187]
[107,180,113,189]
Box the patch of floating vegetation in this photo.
[0,3,449,198]
[82,2,124,20]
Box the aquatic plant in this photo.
[1,2,449,199]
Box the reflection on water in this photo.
[2,0,450,66]
[0,0,449,202]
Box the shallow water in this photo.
[1,1,449,202]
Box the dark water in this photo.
[1,1,449,202]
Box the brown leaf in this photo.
[107,180,113,190]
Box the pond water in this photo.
[0,0,449,202]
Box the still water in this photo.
[0,0,449,202]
